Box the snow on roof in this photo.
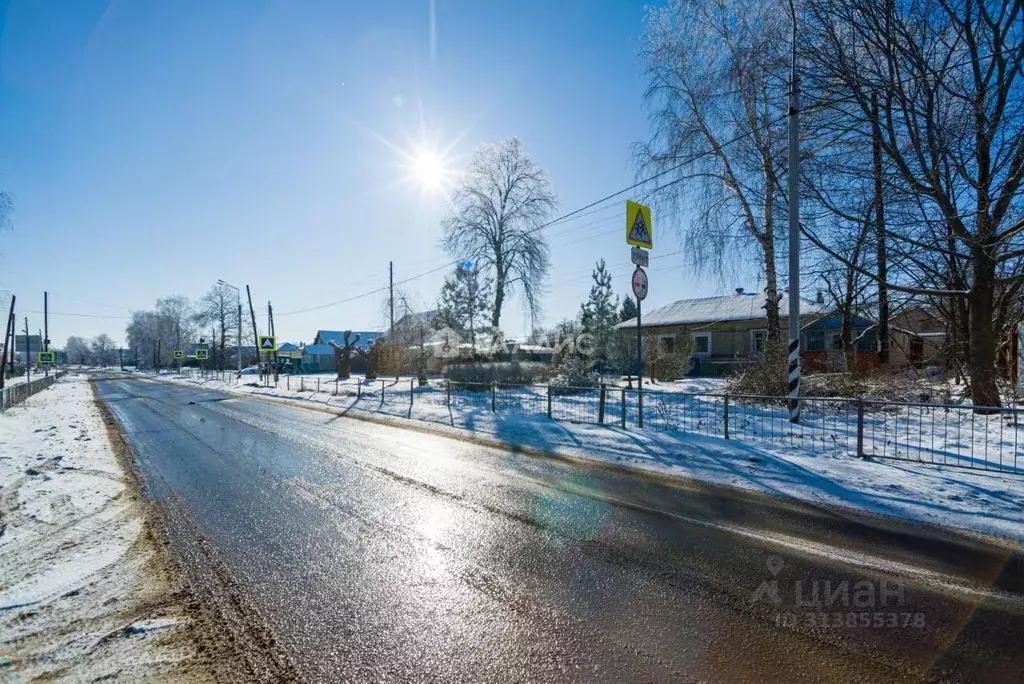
[615,292,829,329]
[302,343,335,355]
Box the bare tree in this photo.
[194,284,237,370]
[440,138,557,328]
[634,0,793,341]
[91,334,116,367]
[802,0,1024,407]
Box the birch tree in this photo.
[635,0,793,341]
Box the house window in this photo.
[805,330,826,352]
[831,333,844,350]
[856,329,877,352]
[659,335,675,353]
[691,332,711,357]
[750,329,767,354]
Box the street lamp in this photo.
[217,280,243,377]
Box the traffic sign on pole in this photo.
[259,335,277,352]
[626,200,653,249]
[195,349,209,361]
[37,351,54,365]
[172,350,185,360]
[630,245,649,267]
[631,267,649,301]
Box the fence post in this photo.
[638,387,644,429]
[317,378,320,394]
[856,399,865,457]
[547,385,552,419]
[491,382,496,412]
[287,374,290,390]
[410,378,414,407]
[446,380,451,407]
[357,380,361,400]
[598,383,606,424]
[723,394,730,440]
[380,379,385,407]
[301,376,305,392]
[621,389,626,428]
[336,378,339,395]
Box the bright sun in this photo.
[407,145,452,195]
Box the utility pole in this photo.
[43,292,49,377]
[7,306,14,377]
[1,295,15,388]
[246,285,260,381]
[23,317,30,383]
[119,348,124,371]
[268,302,278,384]
[389,260,396,380]
[787,0,801,424]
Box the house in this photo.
[300,344,336,372]
[888,307,946,369]
[801,314,878,373]
[304,330,383,374]
[12,334,43,365]
[615,289,830,376]
[313,330,383,350]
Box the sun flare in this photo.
[409,147,449,194]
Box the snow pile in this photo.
[154,370,1024,542]
[0,374,194,681]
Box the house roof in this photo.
[314,330,382,350]
[615,292,828,329]
[302,343,335,356]
[278,342,299,352]
[889,307,945,335]
[803,313,876,331]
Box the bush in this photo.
[443,361,551,386]
[549,357,601,394]
[728,340,789,396]
[642,332,694,382]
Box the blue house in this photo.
[302,330,382,373]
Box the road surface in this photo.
[94,375,1024,683]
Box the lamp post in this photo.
[217,280,243,377]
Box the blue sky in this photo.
[0,0,734,348]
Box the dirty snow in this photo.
[0,374,197,681]
[154,370,1024,543]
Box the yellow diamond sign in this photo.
[626,200,653,249]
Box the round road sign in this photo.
[631,267,649,301]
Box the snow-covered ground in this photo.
[0,374,199,681]
[156,370,1024,543]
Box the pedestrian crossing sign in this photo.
[195,349,209,360]
[37,351,54,365]
[259,335,277,352]
[172,350,185,360]
[626,200,653,249]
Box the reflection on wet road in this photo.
[95,376,1024,683]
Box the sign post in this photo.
[626,199,653,429]
[632,266,648,428]
[173,349,184,372]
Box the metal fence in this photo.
[0,371,67,412]
[177,370,1024,474]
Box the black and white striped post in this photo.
[787,0,801,424]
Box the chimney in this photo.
[816,290,824,305]
[735,287,744,295]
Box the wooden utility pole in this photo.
[1,295,15,388]
[246,285,260,381]
[389,260,396,380]
[268,302,278,384]
[43,292,49,377]
[23,317,30,383]
[7,306,14,376]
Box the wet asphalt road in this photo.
[94,375,1024,683]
